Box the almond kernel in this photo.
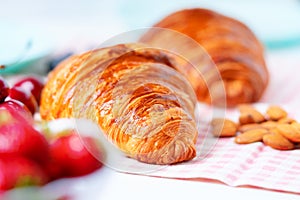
[211,118,237,137]
[260,121,278,130]
[266,106,288,121]
[239,110,265,125]
[238,123,264,132]
[278,117,296,124]
[263,132,295,150]
[277,124,300,143]
[291,122,300,130]
[235,128,269,144]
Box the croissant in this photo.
[140,8,269,107]
[40,44,198,165]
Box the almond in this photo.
[263,132,295,150]
[269,128,280,134]
[211,118,237,137]
[238,123,264,132]
[239,109,265,125]
[291,122,300,130]
[266,106,288,121]
[260,121,278,130]
[277,124,300,143]
[235,128,269,144]
[212,104,298,151]
[278,117,296,124]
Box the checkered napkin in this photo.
[129,52,300,194]
[137,103,300,194]
[149,133,300,194]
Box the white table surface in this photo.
[45,166,300,200]
[1,0,300,199]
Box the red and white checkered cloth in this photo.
[128,49,300,194]
[149,131,300,194]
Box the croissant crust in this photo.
[40,44,198,165]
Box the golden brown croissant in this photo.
[140,8,269,107]
[40,44,198,165]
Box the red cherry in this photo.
[0,109,49,164]
[43,159,65,181]
[0,155,48,190]
[13,76,44,103]
[50,132,102,177]
[8,85,38,115]
[0,76,9,103]
[0,100,33,124]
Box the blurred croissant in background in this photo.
[140,8,269,107]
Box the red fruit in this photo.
[0,109,49,164]
[0,155,48,190]
[0,100,33,124]
[0,76,9,103]
[9,85,38,115]
[50,132,102,177]
[13,76,44,104]
[43,159,64,181]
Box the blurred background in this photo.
[1,0,300,48]
[1,0,300,74]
